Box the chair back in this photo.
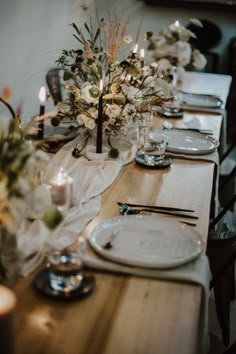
[46,68,63,105]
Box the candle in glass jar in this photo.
[50,168,67,206]
[0,285,17,354]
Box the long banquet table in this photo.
[13,72,232,354]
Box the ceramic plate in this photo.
[149,130,219,155]
[179,92,223,109]
[89,215,204,269]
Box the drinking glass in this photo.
[143,131,168,166]
[48,237,87,293]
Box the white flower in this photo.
[173,41,192,67]
[87,107,97,119]
[122,85,140,102]
[105,104,122,118]
[192,49,207,70]
[80,82,99,104]
[85,118,96,130]
[154,38,171,58]
[57,102,71,114]
[122,103,137,117]
[78,113,96,130]
[142,65,153,77]
[157,59,172,74]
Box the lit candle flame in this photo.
[56,167,66,186]
[39,86,46,104]
[133,43,138,54]
[140,49,145,59]
[174,20,180,27]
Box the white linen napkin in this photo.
[84,247,211,354]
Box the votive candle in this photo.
[50,168,67,206]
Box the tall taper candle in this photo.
[140,48,145,68]
[96,80,103,153]
[37,86,46,139]
[0,285,17,354]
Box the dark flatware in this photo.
[118,201,195,213]
[120,206,198,220]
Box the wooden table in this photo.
[13,72,231,354]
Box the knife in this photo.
[118,201,195,213]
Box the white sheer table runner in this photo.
[18,136,136,275]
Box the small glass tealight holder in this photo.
[49,167,73,212]
[48,237,87,293]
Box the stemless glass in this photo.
[47,237,87,293]
[143,130,168,166]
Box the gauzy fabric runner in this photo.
[18,135,136,275]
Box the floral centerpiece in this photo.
[0,118,48,283]
[145,19,207,77]
[52,7,172,152]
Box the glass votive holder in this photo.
[48,245,86,293]
[143,131,168,166]
[49,168,73,212]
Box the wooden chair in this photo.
[45,68,63,105]
[207,194,236,348]
[0,97,15,118]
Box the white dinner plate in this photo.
[149,130,219,155]
[89,215,204,269]
[179,92,223,109]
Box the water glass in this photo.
[143,131,168,166]
[48,237,86,293]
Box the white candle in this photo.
[50,168,67,206]
[140,48,145,68]
[133,43,138,54]
[37,86,46,139]
[0,285,16,354]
